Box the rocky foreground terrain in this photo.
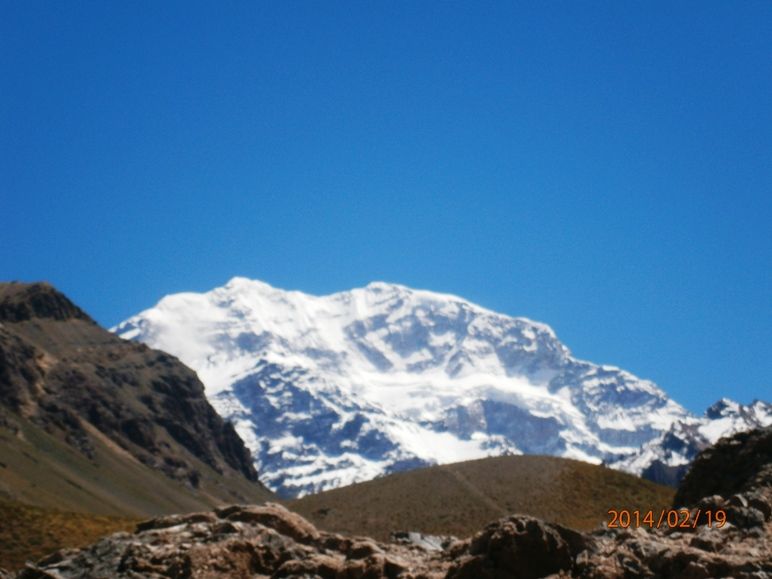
[4,426,770,578]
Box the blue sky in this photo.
[2,2,770,413]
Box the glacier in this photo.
[113,277,769,496]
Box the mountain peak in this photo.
[363,280,409,292]
[222,276,279,292]
[115,278,696,496]
[0,282,93,323]
[705,398,741,419]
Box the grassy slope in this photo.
[0,415,271,518]
[0,497,136,572]
[0,417,274,571]
[1,416,201,516]
[288,454,675,540]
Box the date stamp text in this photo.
[606,509,727,529]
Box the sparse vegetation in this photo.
[0,497,136,571]
[288,454,675,540]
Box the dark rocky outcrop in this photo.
[640,460,691,488]
[446,516,593,579]
[674,425,772,507]
[0,282,92,323]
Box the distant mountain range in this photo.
[113,277,772,496]
[607,397,772,485]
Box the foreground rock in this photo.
[446,516,594,579]
[675,423,772,507]
[4,427,771,578]
[577,424,772,578]
[9,503,449,579]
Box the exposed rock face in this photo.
[0,282,271,514]
[575,523,771,578]
[0,282,92,323]
[674,424,772,507]
[12,503,449,579]
[446,516,593,579]
[7,426,770,579]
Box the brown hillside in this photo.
[288,454,674,540]
[0,282,273,517]
[0,497,136,572]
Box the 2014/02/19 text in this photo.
[606,509,727,529]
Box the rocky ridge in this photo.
[608,398,772,486]
[7,426,770,578]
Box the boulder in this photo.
[446,515,592,579]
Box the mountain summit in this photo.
[114,278,763,496]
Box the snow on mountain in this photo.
[608,398,772,486]
[112,278,761,496]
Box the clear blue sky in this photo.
[2,2,770,413]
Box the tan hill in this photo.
[288,454,674,539]
[0,281,272,520]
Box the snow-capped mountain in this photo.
[113,278,764,496]
[608,398,772,486]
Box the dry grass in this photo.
[0,414,271,519]
[0,497,137,572]
[0,457,674,570]
[288,454,675,541]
